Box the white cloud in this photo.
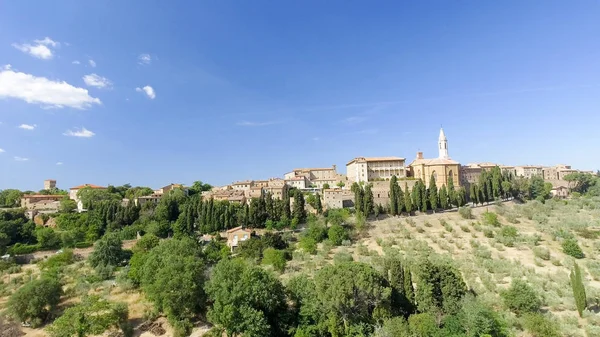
[56,162,63,165]
[138,53,152,65]
[0,67,101,109]
[135,85,156,99]
[89,59,96,67]
[83,74,112,89]
[0,148,5,153]
[14,156,29,161]
[12,37,59,60]
[237,120,280,127]
[18,124,36,130]
[72,60,80,65]
[63,127,95,138]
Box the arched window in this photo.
[448,169,453,183]
[431,170,437,182]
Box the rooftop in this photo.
[70,184,107,190]
[347,156,405,165]
[22,194,65,199]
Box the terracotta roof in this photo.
[226,226,251,233]
[347,157,405,166]
[410,157,459,166]
[232,180,253,185]
[22,194,65,199]
[70,184,107,190]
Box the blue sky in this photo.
[1,1,599,191]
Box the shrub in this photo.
[416,226,425,233]
[533,247,550,260]
[483,229,495,238]
[328,225,349,246]
[497,226,519,247]
[299,237,317,254]
[482,212,500,227]
[262,248,287,272]
[501,279,542,315]
[7,276,63,327]
[333,252,354,264]
[74,241,93,248]
[424,221,432,227]
[8,243,40,255]
[459,206,473,219]
[460,224,470,233]
[444,223,453,233]
[562,239,584,259]
[522,313,561,337]
[38,249,76,270]
[406,218,416,227]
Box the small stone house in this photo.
[226,226,252,251]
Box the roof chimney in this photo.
[417,151,423,159]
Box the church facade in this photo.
[408,128,461,188]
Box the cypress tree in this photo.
[404,183,413,215]
[469,184,477,205]
[447,176,456,207]
[404,266,415,304]
[363,184,374,216]
[420,181,428,212]
[570,262,587,317]
[412,181,422,212]
[315,193,323,214]
[439,185,448,210]
[389,176,398,215]
[397,183,405,214]
[428,174,438,211]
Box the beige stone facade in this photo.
[134,194,162,207]
[346,157,406,183]
[323,188,354,209]
[44,179,56,190]
[551,186,569,198]
[21,194,63,211]
[154,183,187,195]
[460,165,483,185]
[515,166,543,179]
[284,165,340,189]
[226,226,252,251]
[408,129,461,188]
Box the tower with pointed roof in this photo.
[438,127,448,159]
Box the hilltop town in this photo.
[18,128,591,219]
[2,128,600,337]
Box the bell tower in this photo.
[438,128,448,159]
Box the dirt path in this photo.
[28,239,138,260]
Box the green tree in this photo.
[447,176,456,207]
[132,234,159,253]
[389,176,399,216]
[501,279,541,315]
[428,174,438,211]
[8,277,63,327]
[562,238,584,259]
[137,238,206,332]
[59,198,77,213]
[570,262,587,317]
[412,181,422,212]
[459,295,509,337]
[404,183,413,215]
[328,224,349,246]
[314,262,392,335]
[336,181,345,188]
[293,191,307,223]
[420,181,428,213]
[363,184,374,216]
[469,184,477,205]
[439,185,448,210]
[315,193,323,214]
[413,257,467,315]
[88,233,125,268]
[408,312,438,337]
[188,180,213,195]
[206,259,288,337]
[0,189,23,207]
[322,183,330,190]
[404,266,414,304]
[352,182,364,214]
[262,248,287,272]
[521,313,561,337]
[47,295,129,337]
[36,227,61,249]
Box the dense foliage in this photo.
[7,276,63,327]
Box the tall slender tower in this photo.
[438,128,449,159]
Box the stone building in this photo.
[322,188,355,209]
[346,157,407,183]
[44,179,56,190]
[21,194,63,211]
[515,166,543,179]
[284,165,340,189]
[408,128,461,188]
[69,184,108,212]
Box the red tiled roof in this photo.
[22,194,65,199]
[70,184,107,190]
